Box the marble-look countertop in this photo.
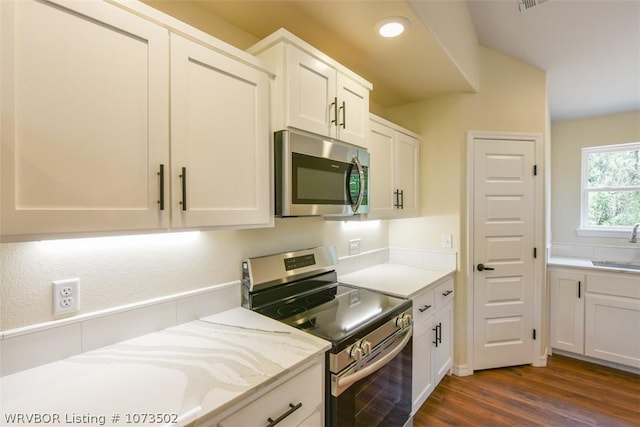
[1,308,330,426]
[340,263,455,298]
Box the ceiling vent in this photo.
[518,0,549,12]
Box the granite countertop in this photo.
[340,263,455,298]
[1,308,330,426]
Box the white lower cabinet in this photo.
[549,269,585,353]
[210,357,324,427]
[584,273,640,368]
[434,297,453,384]
[411,276,454,414]
[549,267,640,369]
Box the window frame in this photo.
[578,142,640,238]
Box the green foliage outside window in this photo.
[585,146,640,227]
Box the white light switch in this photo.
[442,234,452,248]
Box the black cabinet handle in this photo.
[331,97,338,126]
[179,167,187,211]
[442,290,453,297]
[394,189,405,209]
[267,402,303,427]
[339,100,346,129]
[419,304,432,313]
[432,323,442,347]
[578,280,581,299]
[157,164,165,211]
[477,263,495,271]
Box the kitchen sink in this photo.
[591,260,640,271]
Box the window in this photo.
[580,142,640,236]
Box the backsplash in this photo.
[0,282,239,377]
[0,246,457,376]
[550,243,640,261]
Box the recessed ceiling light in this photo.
[376,16,411,38]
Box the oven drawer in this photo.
[413,289,435,322]
[435,278,454,309]
[219,362,323,427]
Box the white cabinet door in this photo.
[335,73,369,146]
[170,34,271,229]
[412,316,434,414]
[585,293,640,368]
[395,132,420,217]
[434,301,453,384]
[367,115,420,219]
[285,45,336,138]
[549,270,585,354]
[368,120,396,218]
[250,30,371,147]
[1,0,169,238]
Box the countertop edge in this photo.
[548,257,640,275]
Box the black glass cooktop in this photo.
[256,283,410,344]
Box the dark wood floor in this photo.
[414,354,640,427]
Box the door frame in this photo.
[465,131,547,372]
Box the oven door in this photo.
[329,326,412,427]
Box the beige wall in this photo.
[385,46,548,368]
[551,110,640,246]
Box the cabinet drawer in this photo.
[219,362,322,427]
[413,289,435,322]
[435,279,455,309]
[587,273,640,299]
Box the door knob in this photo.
[477,263,495,271]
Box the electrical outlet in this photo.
[349,238,361,255]
[53,278,80,315]
[442,234,453,249]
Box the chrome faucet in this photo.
[630,223,640,243]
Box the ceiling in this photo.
[468,0,640,121]
[186,0,640,121]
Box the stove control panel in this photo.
[284,253,316,271]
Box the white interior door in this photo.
[472,136,536,370]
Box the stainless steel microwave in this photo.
[275,129,370,217]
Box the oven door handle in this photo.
[333,325,412,396]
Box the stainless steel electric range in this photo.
[241,246,413,427]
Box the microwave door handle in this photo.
[350,156,365,213]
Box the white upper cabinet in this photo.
[1,0,170,239]
[249,29,372,147]
[368,114,420,219]
[170,34,271,229]
[284,45,337,137]
[1,0,273,241]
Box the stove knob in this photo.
[360,340,372,355]
[395,316,403,328]
[404,314,413,327]
[350,346,364,361]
